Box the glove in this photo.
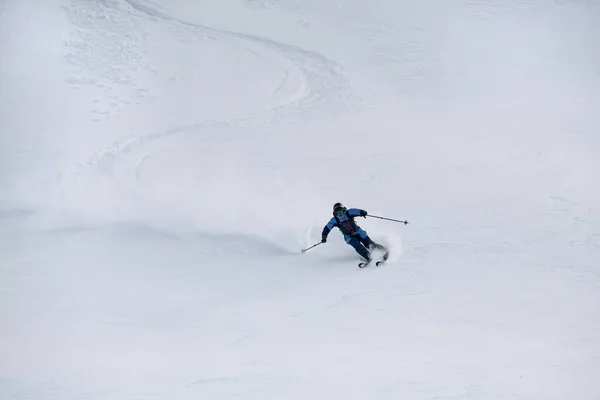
[321,237,327,243]
[360,210,368,217]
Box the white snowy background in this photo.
[1,0,599,399]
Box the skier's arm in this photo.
[347,208,368,217]
[321,218,337,242]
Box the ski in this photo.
[358,246,389,268]
[358,259,385,268]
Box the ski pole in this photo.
[367,215,409,225]
[301,242,322,253]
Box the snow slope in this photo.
[1,0,599,399]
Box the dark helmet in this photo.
[333,202,346,216]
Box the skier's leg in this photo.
[358,230,387,260]
[361,235,375,248]
[371,240,386,251]
[347,237,371,261]
[357,229,383,250]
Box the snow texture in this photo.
[1,0,599,399]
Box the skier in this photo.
[321,202,387,262]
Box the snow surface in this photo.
[1,0,599,399]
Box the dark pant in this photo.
[348,234,382,260]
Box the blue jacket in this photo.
[322,208,367,240]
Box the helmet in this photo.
[333,202,346,216]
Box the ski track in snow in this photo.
[62,0,354,182]
[43,0,361,260]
